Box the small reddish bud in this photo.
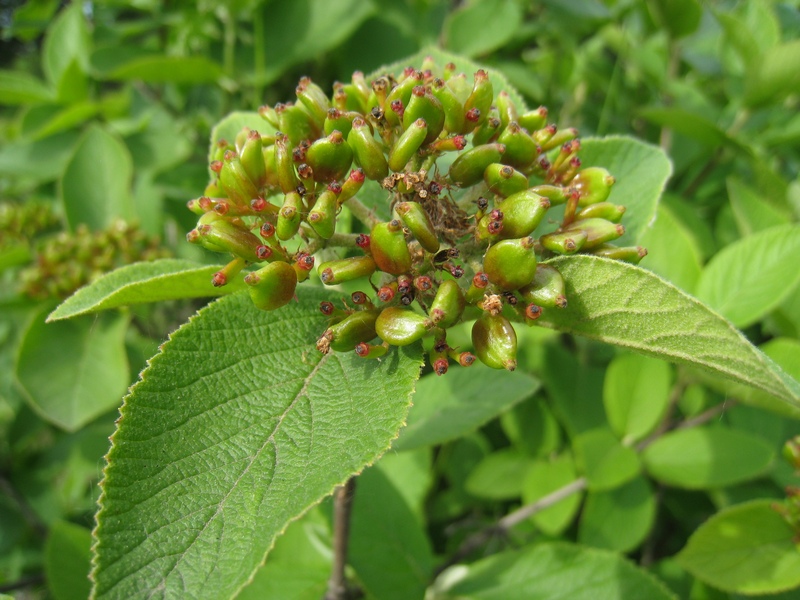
[320,301,335,316]
[390,99,405,118]
[487,221,503,235]
[212,271,227,287]
[397,275,413,294]
[351,291,369,305]
[525,303,543,320]
[490,209,503,221]
[256,245,272,260]
[414,275,433,291]
[355,233,371,249]
[214,201,229,215]
[328,181,343,194]
[251,197,268,212]
[473,272,489,288]
[210,160,223,173]
[465,108,481,122]
[295,252,314,270]
[458,352,476,367]
[260,222,276,238]
[378,285,396,303]
[433,358,449,376]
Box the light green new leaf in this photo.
[91,290,423,600]
[577,136,672,246]
[676,500,800,594]
[47,259,244,322]
[465,449,532,500]
[106,56,223,84]
[603,353,672,443]
[638,203,703,293]
[642,426,775,489]
[45,521,92,600]
[430,542,677,600]
[521,453,582,536]
[41,2,90,101]
[578,476,656,553]
[393,364,539,451]
[728,178,791,236]
[0,69,53,105]
[349,465,434,600]
[745,40,800,107]
[15,309,130,432]
[539,255,800,411]
[696,224,800,328]
[639,107,745,152]
[443,0,523,58]
[60,124,135,231]
[573,428,641,491]
[0,131,80,182]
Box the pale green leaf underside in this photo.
[47,259,244,322]
[91,290,423,600]
[432,542,677,599]
[539,255,800,410]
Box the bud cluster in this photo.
[0,201,60,245]
[187,58,647,372]
[21,221,168,300]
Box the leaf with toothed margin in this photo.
[537,255,800,411]
[91,289,423,600]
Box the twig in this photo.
[325,477,357,600]
[434,477,588,576]
[344,196,380,228]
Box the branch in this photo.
[325,477,357,600]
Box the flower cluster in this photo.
[187,58,646,372]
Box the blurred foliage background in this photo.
[1,0,799,598]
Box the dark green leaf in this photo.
[47,259,244,322]
[578,476,656,552]
[15,309,130,432]
[499,395,562,457]
[431,542,677,599]
[41,3,90,101]
[106,56,223,84]
[45,521,92,600]
[539,255,800,411]
[642,426,775,489]
[521,453,582,535]
[0,70,53,105]
[676,500,800,594]
[695,224,800,328]
[745,40,800,107]
[0,131,80,182]
[443,0,523,58]
[393,364,539,451]
[91,290,424,600]
[465,449,532,499]
[350,466,434,600]
[60,124,135,231]
[647,0,702,38]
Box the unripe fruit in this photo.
[429,280,466,328]
[396,201,439,253]
[563,217,625,249]
[590,244,647,264]
[319,309,379,353]
[196,217,264,262]
[219,152,259,208]
[324,108,358,138]
[519,264,567,309]
[518,106,548,132]
[307,189,338,239]
[305,130,353,182]
[244,261,298,311]
[471,113,501,146]
[376,307,433,346]
[472,312,517,371]
[448,143,506,187]
[389,119,428,172]
[347,117,389,181]
[575,201,626,223]
[497,122,539,170]
[570,167,616,206]
[463,69,493,128]
[430,77,465,134]
[355,342,388,359]
[339,168,366,204]
[484,163,529,198]
[239,130,268,188]
[277,191,303,241]
[318,255,377,285]
[540,229,588,255]
[277,102,319,146]
[370,220,412,274]
[274,133,300,194]
[482,237,538,291]
[403,86,445,144]
[295,76,330,127]
[493,190,550,239]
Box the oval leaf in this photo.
[106,56,223,84]
[60,124,134,231]
[91,290,423,600]
[695,224,800,328]
[521,453,582,536]
[574,428,641,491]
[642,426,775,489]
[45,521,92,600]
[0,69,53,105]
[431,542,677,599]
[15,309,130,432]
[539,255,800,411]
[393,364,539,451]
[47,259,244,322]
[676,499,800,594]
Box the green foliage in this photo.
[2,1,800,598]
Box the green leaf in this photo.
[465,448,532,500]
[578,476,656,552]
[430,542,677,600]
[538,255,800,411]
[15,309,130,432]
[577,136,672,246]
[45,521,92,600]
[728,178,791,237]
[443,0,523,58]
[377,448,433,523]
[0,130,80,182]
[521,453,582,535]
[235,507,330,600]
[639,203,703,293]
[500,395,562,458]
[60,124,135,231]
[639,107,745,151]
[647,0,702,38]
[573,427,641,491]
[41,3,90,101]
[695,224,800,328]
[47,259,245,322]
[350,465,434,600]
[745,40,800,107]
[91,290,423,600]
[603,353,672,443]
[642,426,775,489]
[0,69,53,105]
[676,499,800,594]
[106,56,223,84]
[393,364,539,451]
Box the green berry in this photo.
[370,220,412,275]
[472,312,517,371]
[483,237,538,291]
[376,307,433,346]
[396,201,439,254]
[244,261,298,311]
